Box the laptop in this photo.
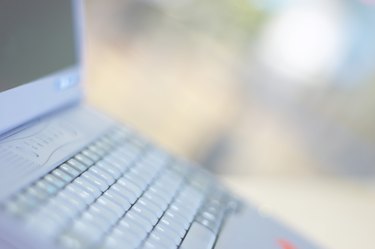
[0,1,319,249]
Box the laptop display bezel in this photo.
[0,0,84,136]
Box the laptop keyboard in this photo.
[2,127,239,249]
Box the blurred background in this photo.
[84,0,375,248]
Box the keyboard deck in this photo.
[2,127,239,249]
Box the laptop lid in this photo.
[0,0,83,136]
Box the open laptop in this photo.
[0,1,320,249]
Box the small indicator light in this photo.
[278,239,297,249]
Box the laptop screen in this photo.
[0,0,82,136]
[0,0,76,93]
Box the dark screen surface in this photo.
[0,0,76,93]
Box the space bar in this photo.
[180,222,216,249]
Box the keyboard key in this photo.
[164,209,190,230]
[96,195,125,218]
[57,189,87,213]
[143,240,175,249]
[111,184,138,204]
[132,203,158,225]
[52,168,74,183]
[144,231,177,249]
[159,216,186,238]
[35,179,59,196]
[41,199,78,222]
[65,184,96,205]
[195,195,230,233]
[169,202,191,216]
[115,142,141,156]
[103,231,142,249]
[75,154,94,167]
[152,180,176,198]
[102,134,120,147]
[85,203,118,228]
[130,166,155,183]
[179,222,216,249]
[81,170,109,192]
[123,172,149,191]
[73,177,101,199]
[95,138,113,151]
[116,218,147,239]
[103,156,129,173]
[125,210,153,233]
[80,211,111,230]
[60,163,81,178]
[137,197,164,218]
[89,142,110,157]
[26,185,49,201]
[44,174,66,189]
[96,160,122,179]
[88,166,115,186]
[67,158,88,172]
[153,222,183,244]
[143,192,169,211]
[104,188,131,211]
[109,149,137,166]
[117,177,143,197]
[150,229,179,247]
[148,186,173,204]
[81,149,101,162]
